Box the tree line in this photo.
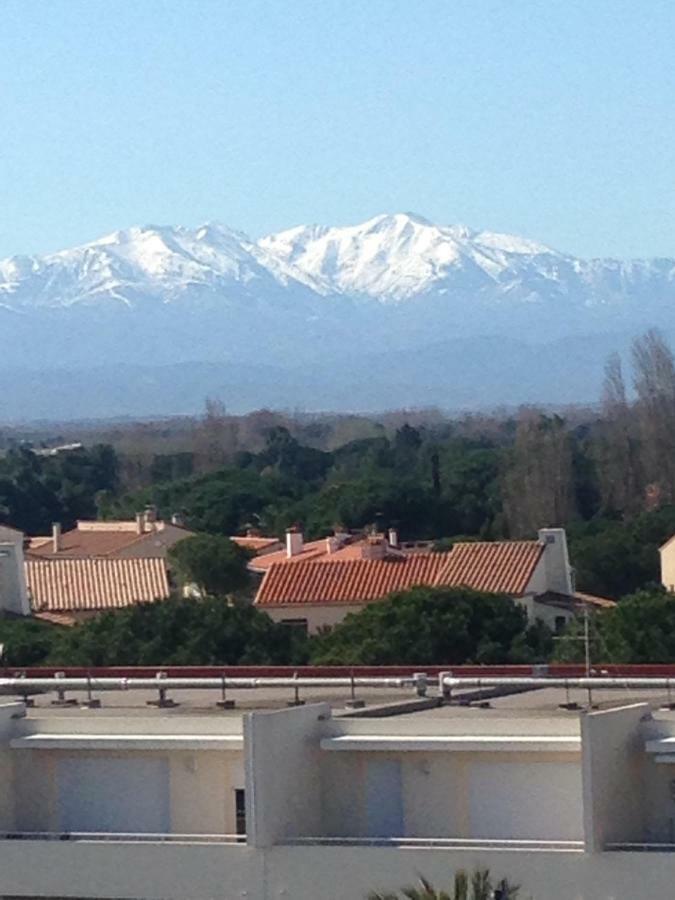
[5,329,675,602]
[2,581,673,669]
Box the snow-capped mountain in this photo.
[2,213,675,418]
[2,212,674,313]
[0,223,315,311]
[258,212,560,301]
[260,213,675,309]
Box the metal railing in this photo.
[0,831,245,844]
[441,676,675,690]
[1,675,418,690]
[2,671,675,707]
[0,672,427,707]
[605,842,675,852]
[284,836,584,852]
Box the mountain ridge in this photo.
[3,212,674,312]
[1,213,675,419]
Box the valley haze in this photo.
[1,213,674,421]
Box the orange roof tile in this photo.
[255,554,449,606]
[249,537,406,571]
[230,536,282,553]
[32,611,79,627]
[26,558,170,613]
[28,530,147,559]
[574,591,616,609]
[27,522,193,559]
[255,540,545,607]
[248,539,332,571]
[434,541,544,595]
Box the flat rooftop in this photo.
[5,683,675,720]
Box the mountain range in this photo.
[1,213,674,420]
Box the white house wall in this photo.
[244,702,329,847]
[12,748,244,834]
[320,749,582,840]
[263,603,367,633]
[581,703,649,851]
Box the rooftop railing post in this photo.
[345,668,365,709]
[146,672,178,709]
[413,672,428,698]
[661,677,675,711]
[438,672,453,702]
[472,677,491,709]
[14,671,34,708]
[559,678,580,711]
[80,672,101,709]
[216,673,235,710]
[50,671,77,708]
[287,671,305,707]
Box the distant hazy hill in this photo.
[1,213,674,419]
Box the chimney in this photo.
[361,535,387,560]
[388,527,399,548]
[325,536,339,555]
[52,522,62,554]
[537,527,573,595]
[144,505,158,531]
[135,512,145,535]
[332,524,349,545]
[170,512,184,528]
[286,527,304,558]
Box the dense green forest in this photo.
[3,329,675,666]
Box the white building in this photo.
[0,681,673,899]
[255,527,612,634]
[0,525,31,616]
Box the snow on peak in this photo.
[0,222,305,311]
[1,213,656,317]
[258,213,559,301]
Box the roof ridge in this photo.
[264,552,449,570]
[451,539,540,547]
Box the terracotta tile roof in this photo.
[27,521,193,560]
[255,554,450,606]
[230,536,282,553]
[249,539,334,571]
[535,590,615,611]
[28,530,147,559]
[574,591,616,609]
[26,558,170,613]
[434,541,544,595]
[33,610,79,627]
[249,537,407,572]
[255,540,545,607]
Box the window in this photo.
[280,617,308,636]
[234,788,246,838]
[555,616,567,634]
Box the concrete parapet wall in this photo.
[3,841,675,900]
[581,703,649,852]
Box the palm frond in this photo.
[470,869,492,900]
[453,870,468,900]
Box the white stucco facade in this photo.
[0,539,31,616]
[1,697,675,898]
[261,528,578,634]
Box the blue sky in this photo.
[1,0,674,259]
